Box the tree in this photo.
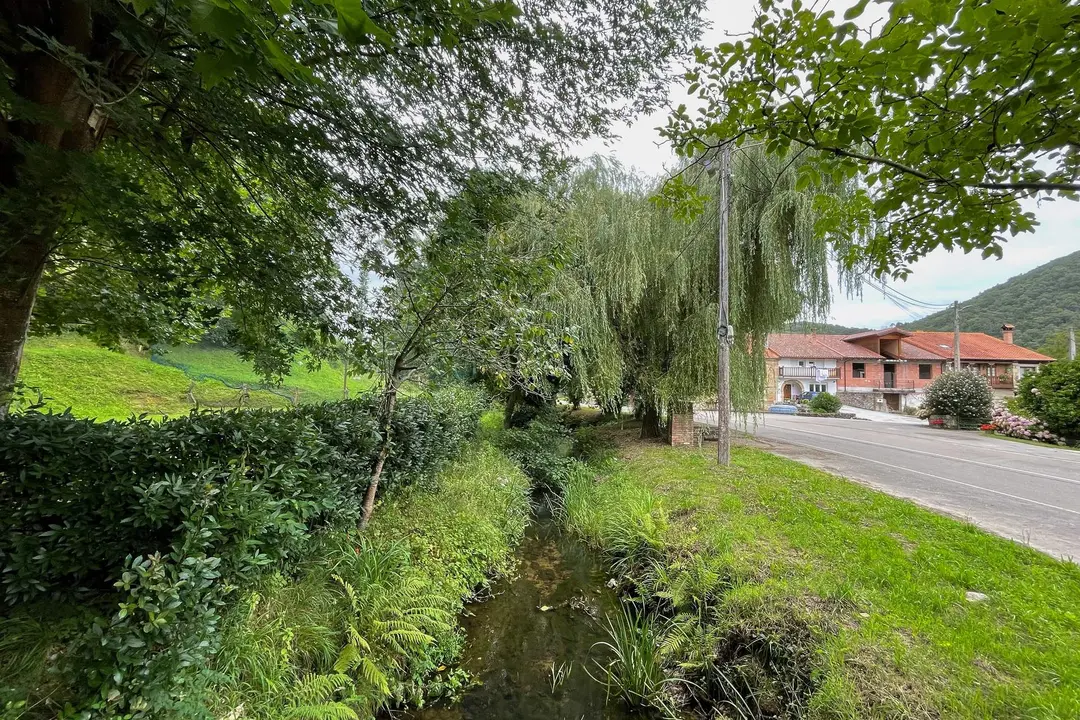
[662,0,1080,278]
[1016,361,1080,442]
[0,0,705,409]
[357,172,564,525]
[1039,330,1074,361]
[923,369,993,424]
[521,150,856,437]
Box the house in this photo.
[765,324,1054,412]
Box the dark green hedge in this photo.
[0,386,484,717]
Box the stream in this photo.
[404,494,639,720]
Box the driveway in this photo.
[695,412,1080,560]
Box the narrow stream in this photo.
[404,495,638,719]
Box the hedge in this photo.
[0,386,485,718]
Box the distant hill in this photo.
[903,250,1080,350]
[786,321,870,335]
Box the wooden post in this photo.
[1069,328,1076,361]
[717,142,732,466]
[952,301,961,371]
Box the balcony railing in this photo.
[778,367,838,379]
[990,377,1015,389]
[879,379,916,391]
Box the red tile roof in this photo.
[767,331,1054,363]
[905,332,1054,363]
[842,326,911,341]
[766,333,883,360]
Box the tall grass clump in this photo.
[590,603,682,716]
[560,464,666,574]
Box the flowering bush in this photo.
[1015,360,1080,441]
[923,369,993,424]
[989,405,1063,444]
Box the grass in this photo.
[563,424,1080,719]
[156,344,375,403]
[17,336,374,421]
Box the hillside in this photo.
[17,336,373,421]
[904,250,1080,350]
[786,321,870,335]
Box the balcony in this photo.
[778,367,838,379]
[878,379,916,391]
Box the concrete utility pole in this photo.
[716,141,732,466]
[1070,327,1076,361]
[952,301,962,371]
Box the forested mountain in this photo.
[904,250,1080,349]
[786,321,871,335]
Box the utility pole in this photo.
[952,301,962,371]
[716,141,732,466]
[1069,327,1076,361]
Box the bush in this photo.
[809,392,842,414]
[1015,360,1080,441]
[990,405,1062,444]
[496,409,574,488]
[0,386,485,718]
[922,370,993,425]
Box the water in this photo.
[404,496,638,720]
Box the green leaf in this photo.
[334,0,393,45]
[844,0,870,20]
[193,50,242,89]
[270,0,292,17]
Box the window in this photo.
[798,360,805,367]
[919,364,932,380]
[852,362,865,378]
[809,383,827,393]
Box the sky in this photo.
[573,0,1080,330]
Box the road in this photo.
[696,411,1080,560]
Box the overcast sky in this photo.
[573,0,1080,330]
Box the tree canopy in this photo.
[662,0,1080,277]
[513,150,859,431]
[0,0,704,402]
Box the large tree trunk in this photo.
[0,236,50,413]
[359,381,399,529]
[0,0,107,411]
[639,400,663,439]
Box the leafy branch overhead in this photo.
[661,0,1080,277]
[0,0,705,401]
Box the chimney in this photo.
[1001,323,1015,345]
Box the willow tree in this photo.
[533,150,859,435]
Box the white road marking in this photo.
[761,424,1080,487]
[759,434,1080,517]
[765,416,1080,466]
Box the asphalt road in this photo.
[697,412,1080,561]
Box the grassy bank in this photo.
[17,336,372,420]
[562,424,1080,719]
[207,437,531,718]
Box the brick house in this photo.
[764,325,1053,412]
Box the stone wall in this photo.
[836,391,885,411]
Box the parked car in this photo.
[798,391,821,402]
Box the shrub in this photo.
[990,405,1063,444]
[1015,360,1080,441]
[0,386,485,718]
[809,392,842,414]
[496,410,574,488]
[922,370,993,424]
